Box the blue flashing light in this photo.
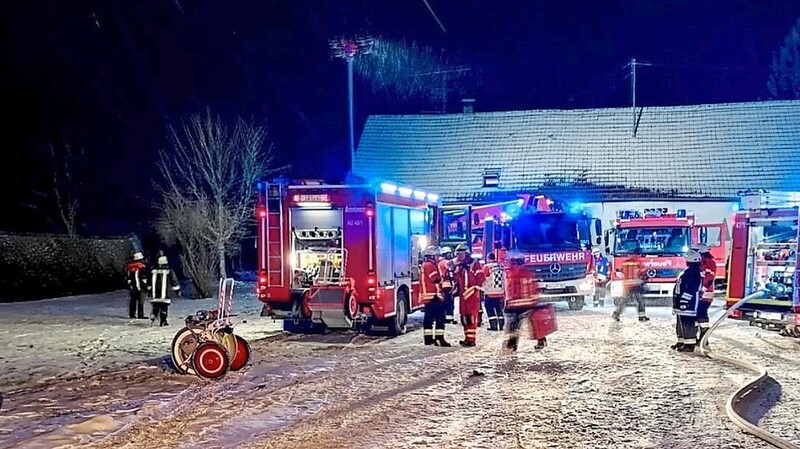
[485,214,495,221]
[732,203,740,212]
[567,201,585,214]
[427,193,439,203]
[256,182,263,190]
[676,209,687,218]
[380,182,397,194]
[505,203,522,219]
[413,190,427,200]
[398,187,413,198]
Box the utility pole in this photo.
[329,36,373,174]
[630,58,651,137]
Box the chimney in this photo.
[462,98,475,114]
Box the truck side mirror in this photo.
[594,219,602,236]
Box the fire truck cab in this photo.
[441,195,603,310]
[604,208,727,304]
[256,179,440,335]
[726,191,799,335]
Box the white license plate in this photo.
[757,312,783,321]
[550,284,565,289]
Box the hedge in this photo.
[0,233,133,302]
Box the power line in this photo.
[421,0,447,33]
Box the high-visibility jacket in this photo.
[438,258,455,290]
[482,262,505,299]
[504,265,539,310]
[621,256,644,287]
[455,260,485,315]
[700,253,716,302]
[420,260,442,304]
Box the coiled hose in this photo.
[699,291,799,449]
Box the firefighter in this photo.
[125,252,149,319]
[503,255,547,351]
[482,252,506,331]
[149,255,181,326]
[593,248,609,307]
[438,246,457,324]
[421,246,451,346]
[672,250,702,352]
[454,244,485,347]
[695,243,716,343]
[612,247,650,322]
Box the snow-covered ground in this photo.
[0,294,797,449]
[0,285,282,389]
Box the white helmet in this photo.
[425,246,439,257]
[132,252,144,261]
[440,246,452,255]
[685,250,701,263]
[157,256,169,265]
[695,243,710,254]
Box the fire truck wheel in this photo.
[345,293,358,320]
[388,290,409,336]
[192,341,230,380]
[170,327,199,375]
[229,335,251,371]
[567,296,585,311]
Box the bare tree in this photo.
[156,109,274,295]
[36,138,85,237]
[768,18,800,100]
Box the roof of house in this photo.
[353,100,800,203]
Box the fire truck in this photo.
[726,191,799,336]
[604,208,727,304]
[440,195,602,310]
[255,179,440,334]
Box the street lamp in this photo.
[329,35,373,175]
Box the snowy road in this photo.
[0,294,798,449]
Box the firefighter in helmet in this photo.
[454,244,485,347]
[421,246,451,346]
[612,247,650,322]
[125,252,150,319]
[438,246,457,324]
[695,243,716,343]
[592,247,609,307]
[672,250,702,352]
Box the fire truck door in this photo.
[603,228,615,255]
[694,222,728,279]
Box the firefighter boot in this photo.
[423,329,435,346]
[504,336,519,352]
[434,335,452,347]
[459,340,476,347]
[638,315,650,322]
[677,344,695,353]
[534,338,548,350]
[670,342,684,350]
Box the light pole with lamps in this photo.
[329,35,373,174]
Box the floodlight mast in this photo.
[329,35,373,175]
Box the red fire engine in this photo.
[256,179,440,334]
[726,191,799,335]
[440,195,602,310]
[604,208,727,304]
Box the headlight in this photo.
[610,281,624,297]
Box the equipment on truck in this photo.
[604,208,727,305]
[256,179,440,334]
[170,278,251,379]
[726,191,800,336]
[440,195,602,310]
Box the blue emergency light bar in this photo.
[379,182,439,204]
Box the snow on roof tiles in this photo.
[354,100,800,203]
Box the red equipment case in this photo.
[528,303,558,340]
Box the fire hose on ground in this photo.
[699,290,799,449]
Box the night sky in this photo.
[2,0,799,235]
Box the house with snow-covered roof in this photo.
[353,100,800,227]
